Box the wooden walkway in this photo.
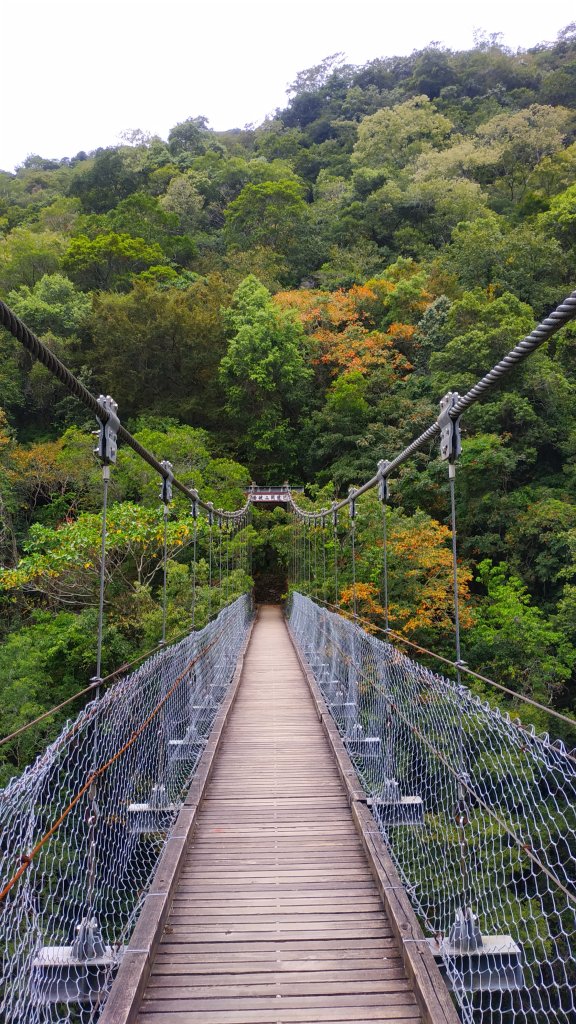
[135,605,423,1024]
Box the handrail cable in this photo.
[309,596,576,734]
[291,595,576,904]
[309,598,573,770]
[0,592,245,748]
[307,598,576,767]
[379,684,576,910]
[286,289,576,519]
[0,299,250,524]
[0,632,221,903]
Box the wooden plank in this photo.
[137,1010,421,1024]
[288,620,460,1024]
[145,978,413,997]
[164,928,391,940]
[98,611,256,1024]
[169,899,383,911]
[149,966,404,981]
[152,957,403,973]
[112,605,429,1024]
[156,938,398,954]
[140,992,418,1011]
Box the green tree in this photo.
[473,104,572,203]
[430,290,535,396]
[159,173,205,232]
[219,276,312,477]
[467,560,576,703]
[68,147,143,212]
[0,228,66,291]
[304,370,370,486]
[63,232,166,290]
[89,276,231,421]
[6,274,91,336]
[352,96,453,173]
[168,116,211,157]
[224,180,314,282]
[441,215,568,312]
[539,182,576,250]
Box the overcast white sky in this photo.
[1,0,575,173]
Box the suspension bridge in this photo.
[0,292,576,1024]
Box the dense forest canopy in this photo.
[1,27,576,775]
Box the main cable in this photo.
[0,299,250,524]
[286,288,576,519]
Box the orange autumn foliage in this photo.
[339,582,385,631]
[338,510,473,641]
[275,286,413,378]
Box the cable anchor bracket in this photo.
[348,486,357,520]
[377,460,392,503]
[94,395,119,465]
[438,392,462,465]
[159,460,173,504]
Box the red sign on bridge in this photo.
[246,486,301,504]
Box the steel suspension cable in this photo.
[160,504,169,645]
[218,518,223,609]
[207,517,213,621]
[349,488,358,621]
[322,513,327,604]
[0,300,250,524]
[313,520,318,602]
[95,467,110,686]
[333,510,339,607]
[191,500,198,629]
[285,288,576,521]
[225,521,230,603]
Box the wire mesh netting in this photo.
[0,594,252,1024]
[288,591,576,1024]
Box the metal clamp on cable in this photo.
[438,392,462,466]
[159,460,173,504]
[377,459,391,503]
[94,395,119,465]
[348,486,357,519]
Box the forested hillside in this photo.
[1,28,576,773]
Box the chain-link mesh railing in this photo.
[288,592,576,1024]
[0,594,252,1024]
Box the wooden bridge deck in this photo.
[134,605,423,1024]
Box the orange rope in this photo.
[0,633,220,902]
